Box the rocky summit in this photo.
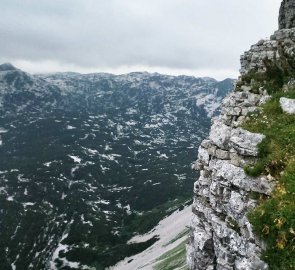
[187,1,295,270]
[279,0,295,29]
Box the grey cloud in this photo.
[0,0,282,76]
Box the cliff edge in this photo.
[187,1,295,269]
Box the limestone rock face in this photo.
[279,0,295,29]
[185,19,295,270]
[186,69,277,268]
[240,28,295,76]
[280,97,295,114]
[187,95,274,270]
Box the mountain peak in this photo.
[0,63,18,71]
[279,0,295,29]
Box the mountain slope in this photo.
[0,64,233,270]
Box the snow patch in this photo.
[68,155,82,163]
[7,196,14,201]
[0,127,8,133]
[110,205,192,270]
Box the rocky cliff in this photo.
[187,2,295,269]
[279,0,295,30]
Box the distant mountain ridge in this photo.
[0,64,233,270]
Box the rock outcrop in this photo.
[280,97,295,114]
[187,2,295,270]
[279,0,295,29]
[240,29,295,76]
[186,89,274,270]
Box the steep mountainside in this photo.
[0,65,233,270]
[187,1,295,269]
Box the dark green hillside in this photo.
[0,65,233,269]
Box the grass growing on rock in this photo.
[237,42,295,95]
[243,90,295,269]
[153,240,188,270]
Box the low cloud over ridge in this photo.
[0,0,281,79]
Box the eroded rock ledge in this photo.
[186,26,295,270]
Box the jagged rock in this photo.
[222,106,242,116]
[207,146,217,156]
[201,139,213,149]
[280,97,295,114]
[188,89,274,270]
[187,215,217,270]
[210,160,275,195]
[235,257,268,270]
[247,93,261,106]
[239,27,295,75]
[227,191,246,215]
[230,152,242,167]
[215,149,230,160]
[279,0,295,29]
[198,147,210,166]
[229,128,265,156]
[209,118,232,149]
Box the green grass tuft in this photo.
[153,240,189,270]
[163,228,190,247]
[243,89,295,269]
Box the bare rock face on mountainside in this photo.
[279,0,295,29]
[187,2,295,270]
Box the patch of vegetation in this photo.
[226,216,240,234]
[244,137,271,177]
[249,191,266,201]
[238,43,295,95]
[242,86,295,269]
[163,228,190,247]
[153,240,189,270]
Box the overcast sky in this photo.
[0,0,282,79]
